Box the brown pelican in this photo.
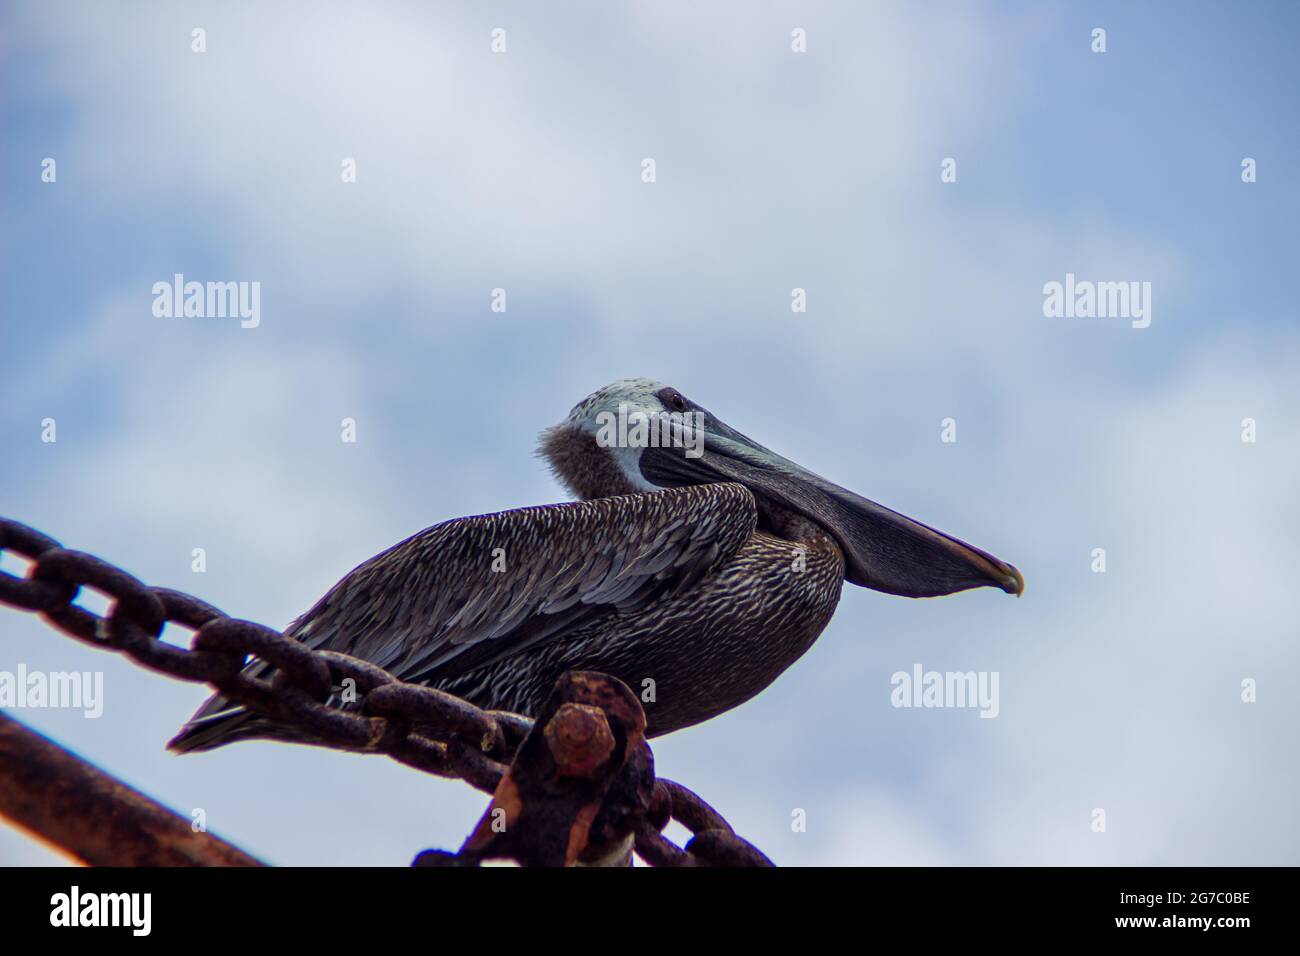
[170,378,1022,752]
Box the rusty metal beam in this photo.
[0,710,263,866]
[452,671,653,867]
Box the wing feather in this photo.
[287,483,756,685]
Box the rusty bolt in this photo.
[544,702,615,777]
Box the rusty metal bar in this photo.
[0,710,263,866]
[450,671,653,866]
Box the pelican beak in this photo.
[640,415,1024,599]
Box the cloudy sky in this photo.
[2,0,1297,865]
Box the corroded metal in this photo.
[454,672,653,867]
[0,711,262,867]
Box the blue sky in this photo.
[2,0,1297,865]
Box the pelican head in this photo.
[540,378,1023,599]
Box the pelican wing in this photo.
[287,483,757,685]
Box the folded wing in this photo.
[180,483,757,733]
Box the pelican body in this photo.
[171,379,1022,751]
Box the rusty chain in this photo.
[0,517,772,867]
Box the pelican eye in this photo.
[658,387,689,413]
